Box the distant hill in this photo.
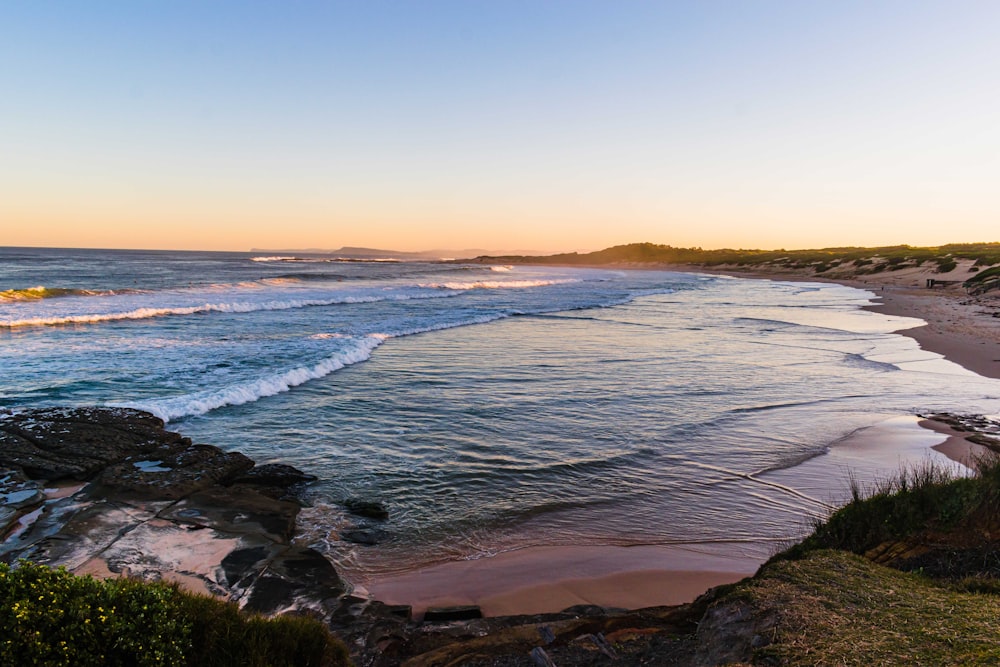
[470,241,1000,268]
[469,241,1000,293]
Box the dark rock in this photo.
[242,546,345,615]
[221,546,271,588]
[344,498,389,520]
[97,446,254,499]
[341,527,387,545]
[693,600,774,666]
[386,604,413,620]
[529,646,556,667]
[560,604,609,617]
[164,486,300,542]
[0,407,185,479]
[232,463,317,489]
[423,605,484,622]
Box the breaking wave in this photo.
[0,291,456,328]
[0,286,121,301]
[122,336,384,422]
[122,313,517,421]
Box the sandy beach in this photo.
[367,544,757,620]
[364,261,1000,618]
[676,259,1000,380]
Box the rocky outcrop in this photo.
[0,407,344,619]
[0,407,185,479]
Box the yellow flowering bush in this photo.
[0,561,349,667]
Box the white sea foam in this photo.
[0,291,455,328]
[417,279,580,290]
[490,265,513,272]
[123,336,383,422]
[250,256,302,262]
[123,313,519,421]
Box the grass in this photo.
[704,455,1000,664]
[0,561,350,667]
[728,550,1000,665]
[782,457,1000,559]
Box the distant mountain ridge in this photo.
[249,246,560,261]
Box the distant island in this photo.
[250,246,543,261]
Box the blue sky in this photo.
[2,1,998,251]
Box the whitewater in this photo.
[2,246,999,582]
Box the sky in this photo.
[2,1,999,253]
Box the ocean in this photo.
[3,246,999,585]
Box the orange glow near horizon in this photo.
[5,195,998,255]
[4,4,999,255]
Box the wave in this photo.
[250,256,302,262]
[0,286,118,301]
[0,291,456,329]
[124,315,513,421]
[418,279,580,290]
[98,283,682,421]
[122,337,384,422]
[490,265,513,272]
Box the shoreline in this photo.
[366,544,758,620]
[358,262,1000,618]
[658,261,1000,381]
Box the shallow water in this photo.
[3,247,999,584]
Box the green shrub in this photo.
[966,265,1000,286]
[784,457,1000,559]
[0,562,349,667]
[935,258,958,273]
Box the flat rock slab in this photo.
[6,499,163,570]
[97,445,254,499]
[162,486,300,543]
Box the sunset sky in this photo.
[3,2,998,253]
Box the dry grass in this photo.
[734,550,1000,665]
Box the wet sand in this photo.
[366,544,757,619]
[668,260,1000,380]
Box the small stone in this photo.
[341,527,386,546]
[344,498,389,520]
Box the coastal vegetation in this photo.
[0,560,349,667]
[474,242,1000,292]
[705,451,1000,664]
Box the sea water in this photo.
[2,247,999,582]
